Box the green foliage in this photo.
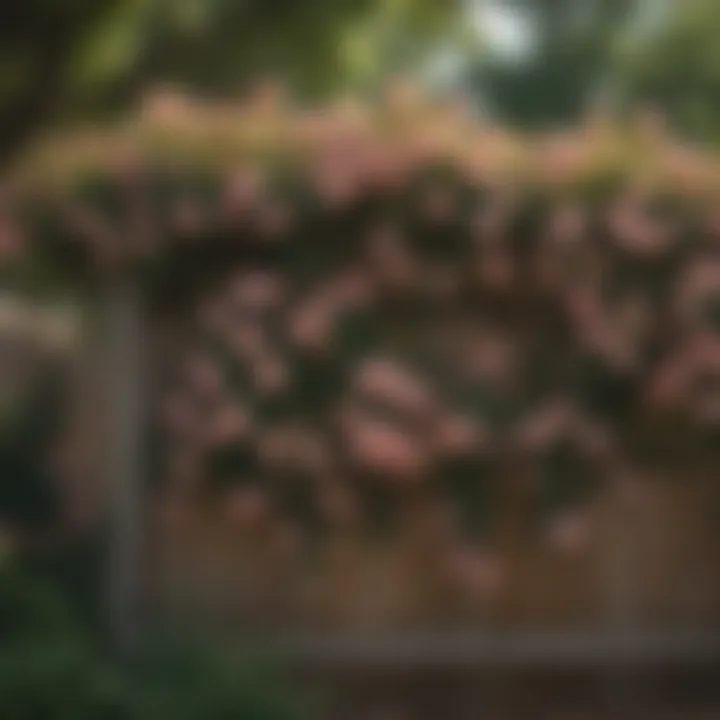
[618,0,720,142]
[0,638,124,720]
[0,0,459,160]
[0,1,128,160]
[0,565,79,640]
[125,637,309,720]
[0,565,309,719]
[132,0,396,95]
[0,363,66,531]
[472,0,637,127]
[0,564,120,719]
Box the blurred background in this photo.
[7,0,720,154]
[2,1,720,718]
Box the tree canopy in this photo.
[618,0,720,143]
[470,0,637,128]
[0,0,461,162]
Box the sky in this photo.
[422,1,532,91]
[470,1,533,61]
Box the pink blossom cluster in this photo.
[7,88,720,591]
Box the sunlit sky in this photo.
[470,1,533,60]
[469,0,670,57]
[423,1,532,90]
[426,0,669,95]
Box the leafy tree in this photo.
[125,0,462,97]
[0,1,132,161]
[617,0,720,142]
[470,0,636,128]
[0,0,461,161]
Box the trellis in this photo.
[4,91,720,693]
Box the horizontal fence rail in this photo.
[268,631,720,669]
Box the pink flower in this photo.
[515,400,574,452]
[244,79,286,117]
[537,135,590,185]
[361,147,407,191]
[477,248,514,292]
[645,355,688,407]
[675,258,720,323]
[204,402,252,446]
[251,354,290,396]
[325,269,375,310]
[227,272,285,312]
[607,196,673,256]
[141,87,192,128]
[444,545,503,598]
[546,509,594,554]
[258,425,333,478]
[574,420,612,459]
[366,227,418,291]
[288,298,335,353]
[292,110,333,148]
[226,322,267,361]
[384,77,423,115]
[547,205,586,246]
[353,358,435,416]
[314,156,361,208]
[688,332,720,371]
[343,412,427,482]
[221,168,264,224]
[460,334,518,387]
[704,211,720,242]
[0,216,23,262]
[224,486,269,530]
[689,391,720,426]
[432,413,488,458]
[564,286,601,328]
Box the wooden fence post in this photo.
[102,279,147,654]
[601,469,641,711]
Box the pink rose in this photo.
[344,413,427,482]
[353,358,434,416]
